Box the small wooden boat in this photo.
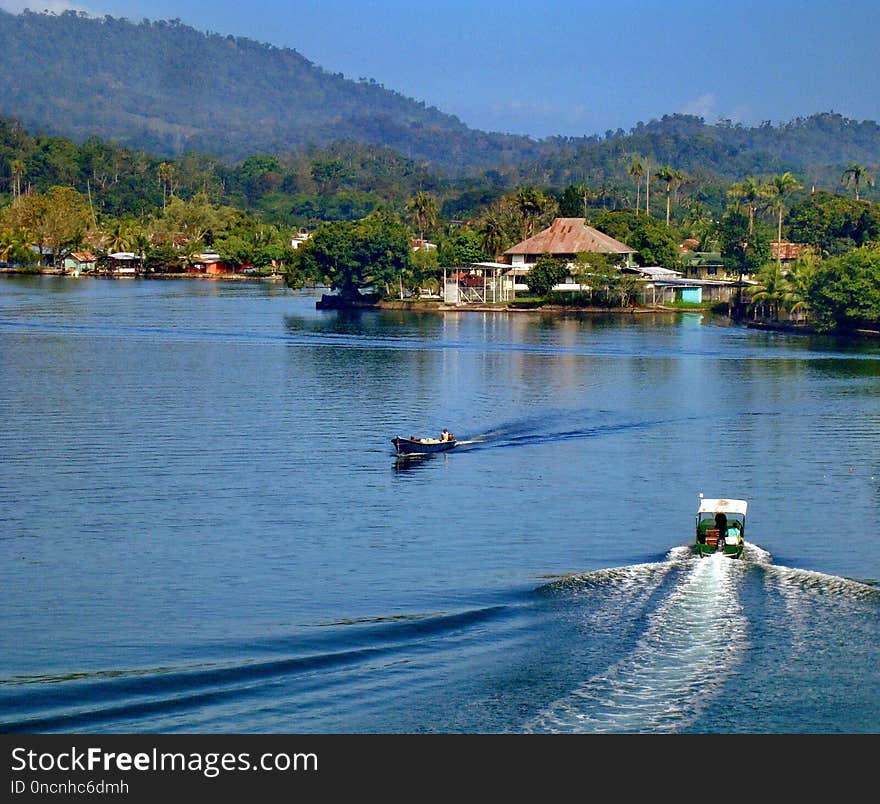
[392,435,457,456]
[694,494,746,558]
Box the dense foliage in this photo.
[285,212,412,299]
[0,10,544,173]
[2,11,880,199]
[784,191,880,255]
[717,209,772,277]
[806,248,880,331]
[0,11,878,328]
[526,256,569,297]
[590,210,683,267]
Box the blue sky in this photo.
[3,1,879,138]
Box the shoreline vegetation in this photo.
[7,265,878,339]
[1,114,879,337]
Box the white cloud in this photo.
[681,93,716,120]
[0,1,91,14]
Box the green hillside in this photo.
[1,10,879,205]
[0,10,546,172]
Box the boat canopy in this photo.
[697,498,748,516]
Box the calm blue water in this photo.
[1,275,878,734]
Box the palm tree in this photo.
[765,172,803,262]
[406,190,438,242]
[576,184,593,217]
[682,200,714,249]
[0,230,21,263]
[655,166,685,226]
[10,158,25,202]
[104,219,133,254]
[128,225,150,274]
[514,186,544,240]
[627,158,644,215]
[478,212,505,259]
[841,162,873,200]
[749,262,793,321]
[786,251,818,322]
[727,177,766,234]
[157,162,175,209]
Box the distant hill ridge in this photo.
[1,10,880,183]
[0,10,546,171]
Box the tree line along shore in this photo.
[1,116,879,334]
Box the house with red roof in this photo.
[502,217,636,293]
[503,218,636,266]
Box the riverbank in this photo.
[377,299,673,314]
[0,266,284,281]
[746,318,880,339]
[7,270,878,336]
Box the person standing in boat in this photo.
[714,512,727,548]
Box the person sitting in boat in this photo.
[725,520,743,546]
[440,429,451,442]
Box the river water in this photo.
[1,276,878,733]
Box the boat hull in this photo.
[392,437,456,456]
[694,541,743,558]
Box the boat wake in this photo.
[761,562,880,659]
[527,553,748,733]
[460,408,680,453]
[0,605,515,734]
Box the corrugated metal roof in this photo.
[771,241,805,260]
[631,265,682,278]
[504,218,635,256]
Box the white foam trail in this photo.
[763,562,879,655]
[546,560,680,631]
[527,553,748,733]
[764,565,878,599]
[742,542,772,565]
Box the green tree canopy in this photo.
[785,190,880,255]
[527,255,569,297]
[0,185,92,265]
[717,208,771,277]
[558,184,593,217]
[436,227,486,267]
[591,210,682,267]
[153,192,245,248]
[286,211,412,299]
[806,247,880,331]
[406,190,438,241]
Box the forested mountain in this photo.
[0,10,547,173]
[2,8,880,228]
[0,114,455,222]
[514,113,880,199]
[4,10,880,190]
